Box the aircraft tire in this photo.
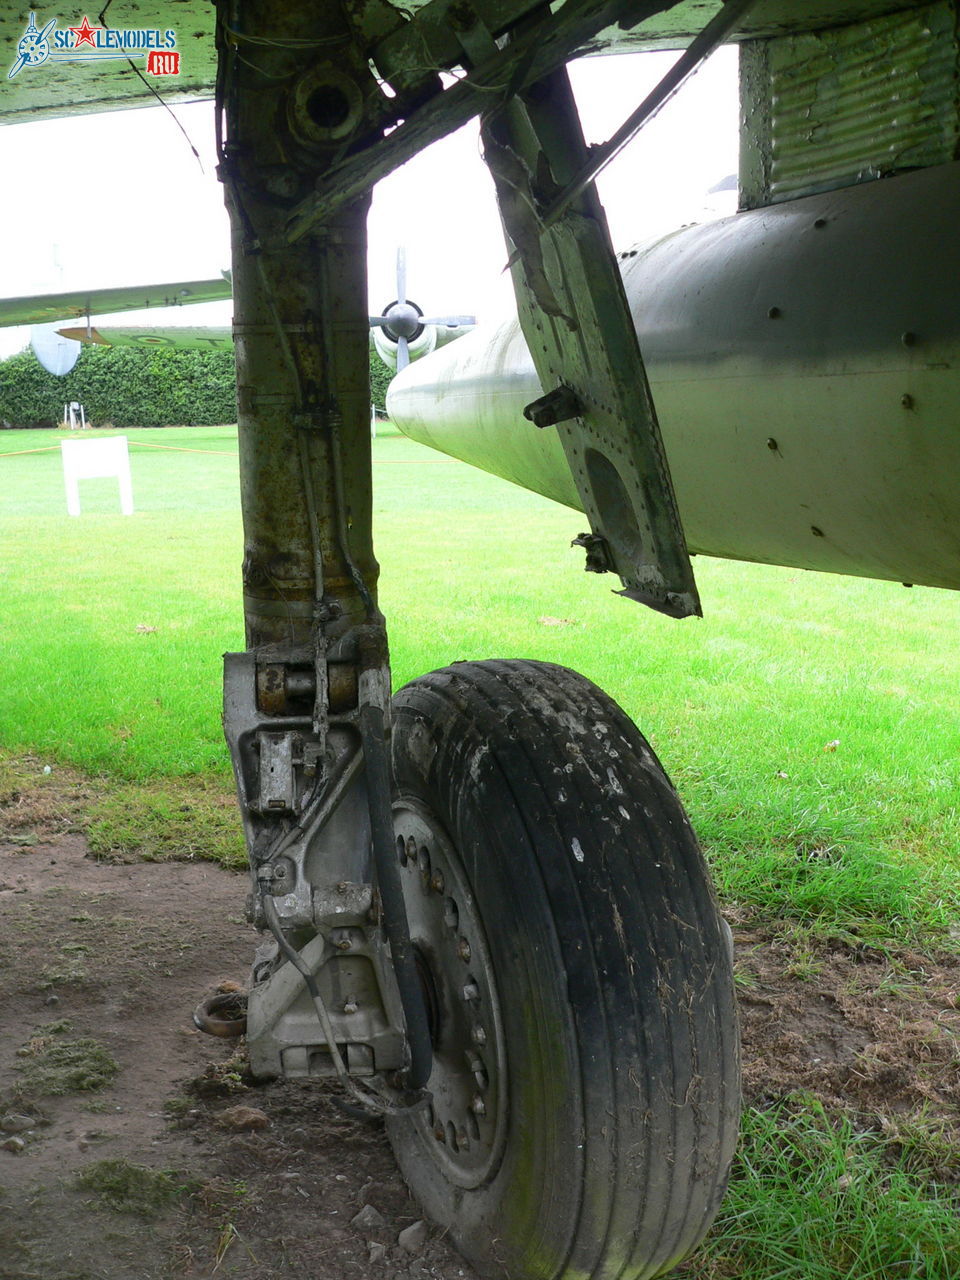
[387,659,739,1279]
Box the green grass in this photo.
[690,1097,960,1280]
[14,1022,120,1097]
[74,1159,193,1217]
[2,424,959,1277]
[1,423,959,940]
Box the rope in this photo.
[0,440,236,458]
[0,445,62,457]
[0,438,460,463]
[128,441,235,456]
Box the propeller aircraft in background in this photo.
[0,249,473,374]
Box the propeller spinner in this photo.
[369,248,475,370]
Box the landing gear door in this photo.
[482,68,700,619]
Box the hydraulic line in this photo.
[261,893,428,1116]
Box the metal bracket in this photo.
[481,65,701,618]
[523,384,583,428]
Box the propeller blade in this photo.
[419,315,477,328]
[396,247,407,305]
[397,334,410,371]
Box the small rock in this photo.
[1,1136,27,1155]
[351,1203,386,1232]
[368,1241,387,1264]
[44,994,60,1007]
[1,1114,36,1134]
[397,1220,428,1255]
[215,1105,269,1132]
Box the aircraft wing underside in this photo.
[0,1,929,123]
[0,277,232,327]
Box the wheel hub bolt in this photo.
[471,1023,486,1045]
[462,982,479,1002]
[457,938,472,963]
[471,1095,486,1117]
[434,1124,446,1143]
[457,1127,470,1150]
[430,872,445,893]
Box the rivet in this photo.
[767,306,781,319]
[814,217,827,229]
[766,437,779,451]
[901,331,917,347]
[900,393,915,410]
[811,526,825,538]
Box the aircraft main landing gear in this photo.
[216,3,738,1275]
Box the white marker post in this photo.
[61,436,134,516]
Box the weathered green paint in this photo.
[481,66,699,618]
[389,161,960,593]
[0,2,935,123]
[739,1,960,209]
[219,1,378,646]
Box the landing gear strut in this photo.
[216,4,738,1276]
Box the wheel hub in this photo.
[393,800,507,1188]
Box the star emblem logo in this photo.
[68,15,100,48]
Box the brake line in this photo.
[260,893,429,1117]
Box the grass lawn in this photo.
[2,423,957,939]
[1,422,959,1277]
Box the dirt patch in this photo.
[0,832,481,1279]
[2,776,958,1277]
[735,922,960,1128]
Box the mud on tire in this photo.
[387,659,739,1280]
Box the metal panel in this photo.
[481,65,699,617]
[740,1,960,207]
[388,162,960,593]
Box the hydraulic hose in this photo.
[261,894,428,1117]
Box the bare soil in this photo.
[2,770,958,1279]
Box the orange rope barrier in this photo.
[128,440,235,456]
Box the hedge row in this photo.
[0,346,237,429]
[0,343,396,429]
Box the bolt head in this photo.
[434,1125,446,1143]
[462,982,479,1002]
[471,1024,487,1046]
[457,938,472,963]
[471,1095,486,1117]
[430,872,445,893]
